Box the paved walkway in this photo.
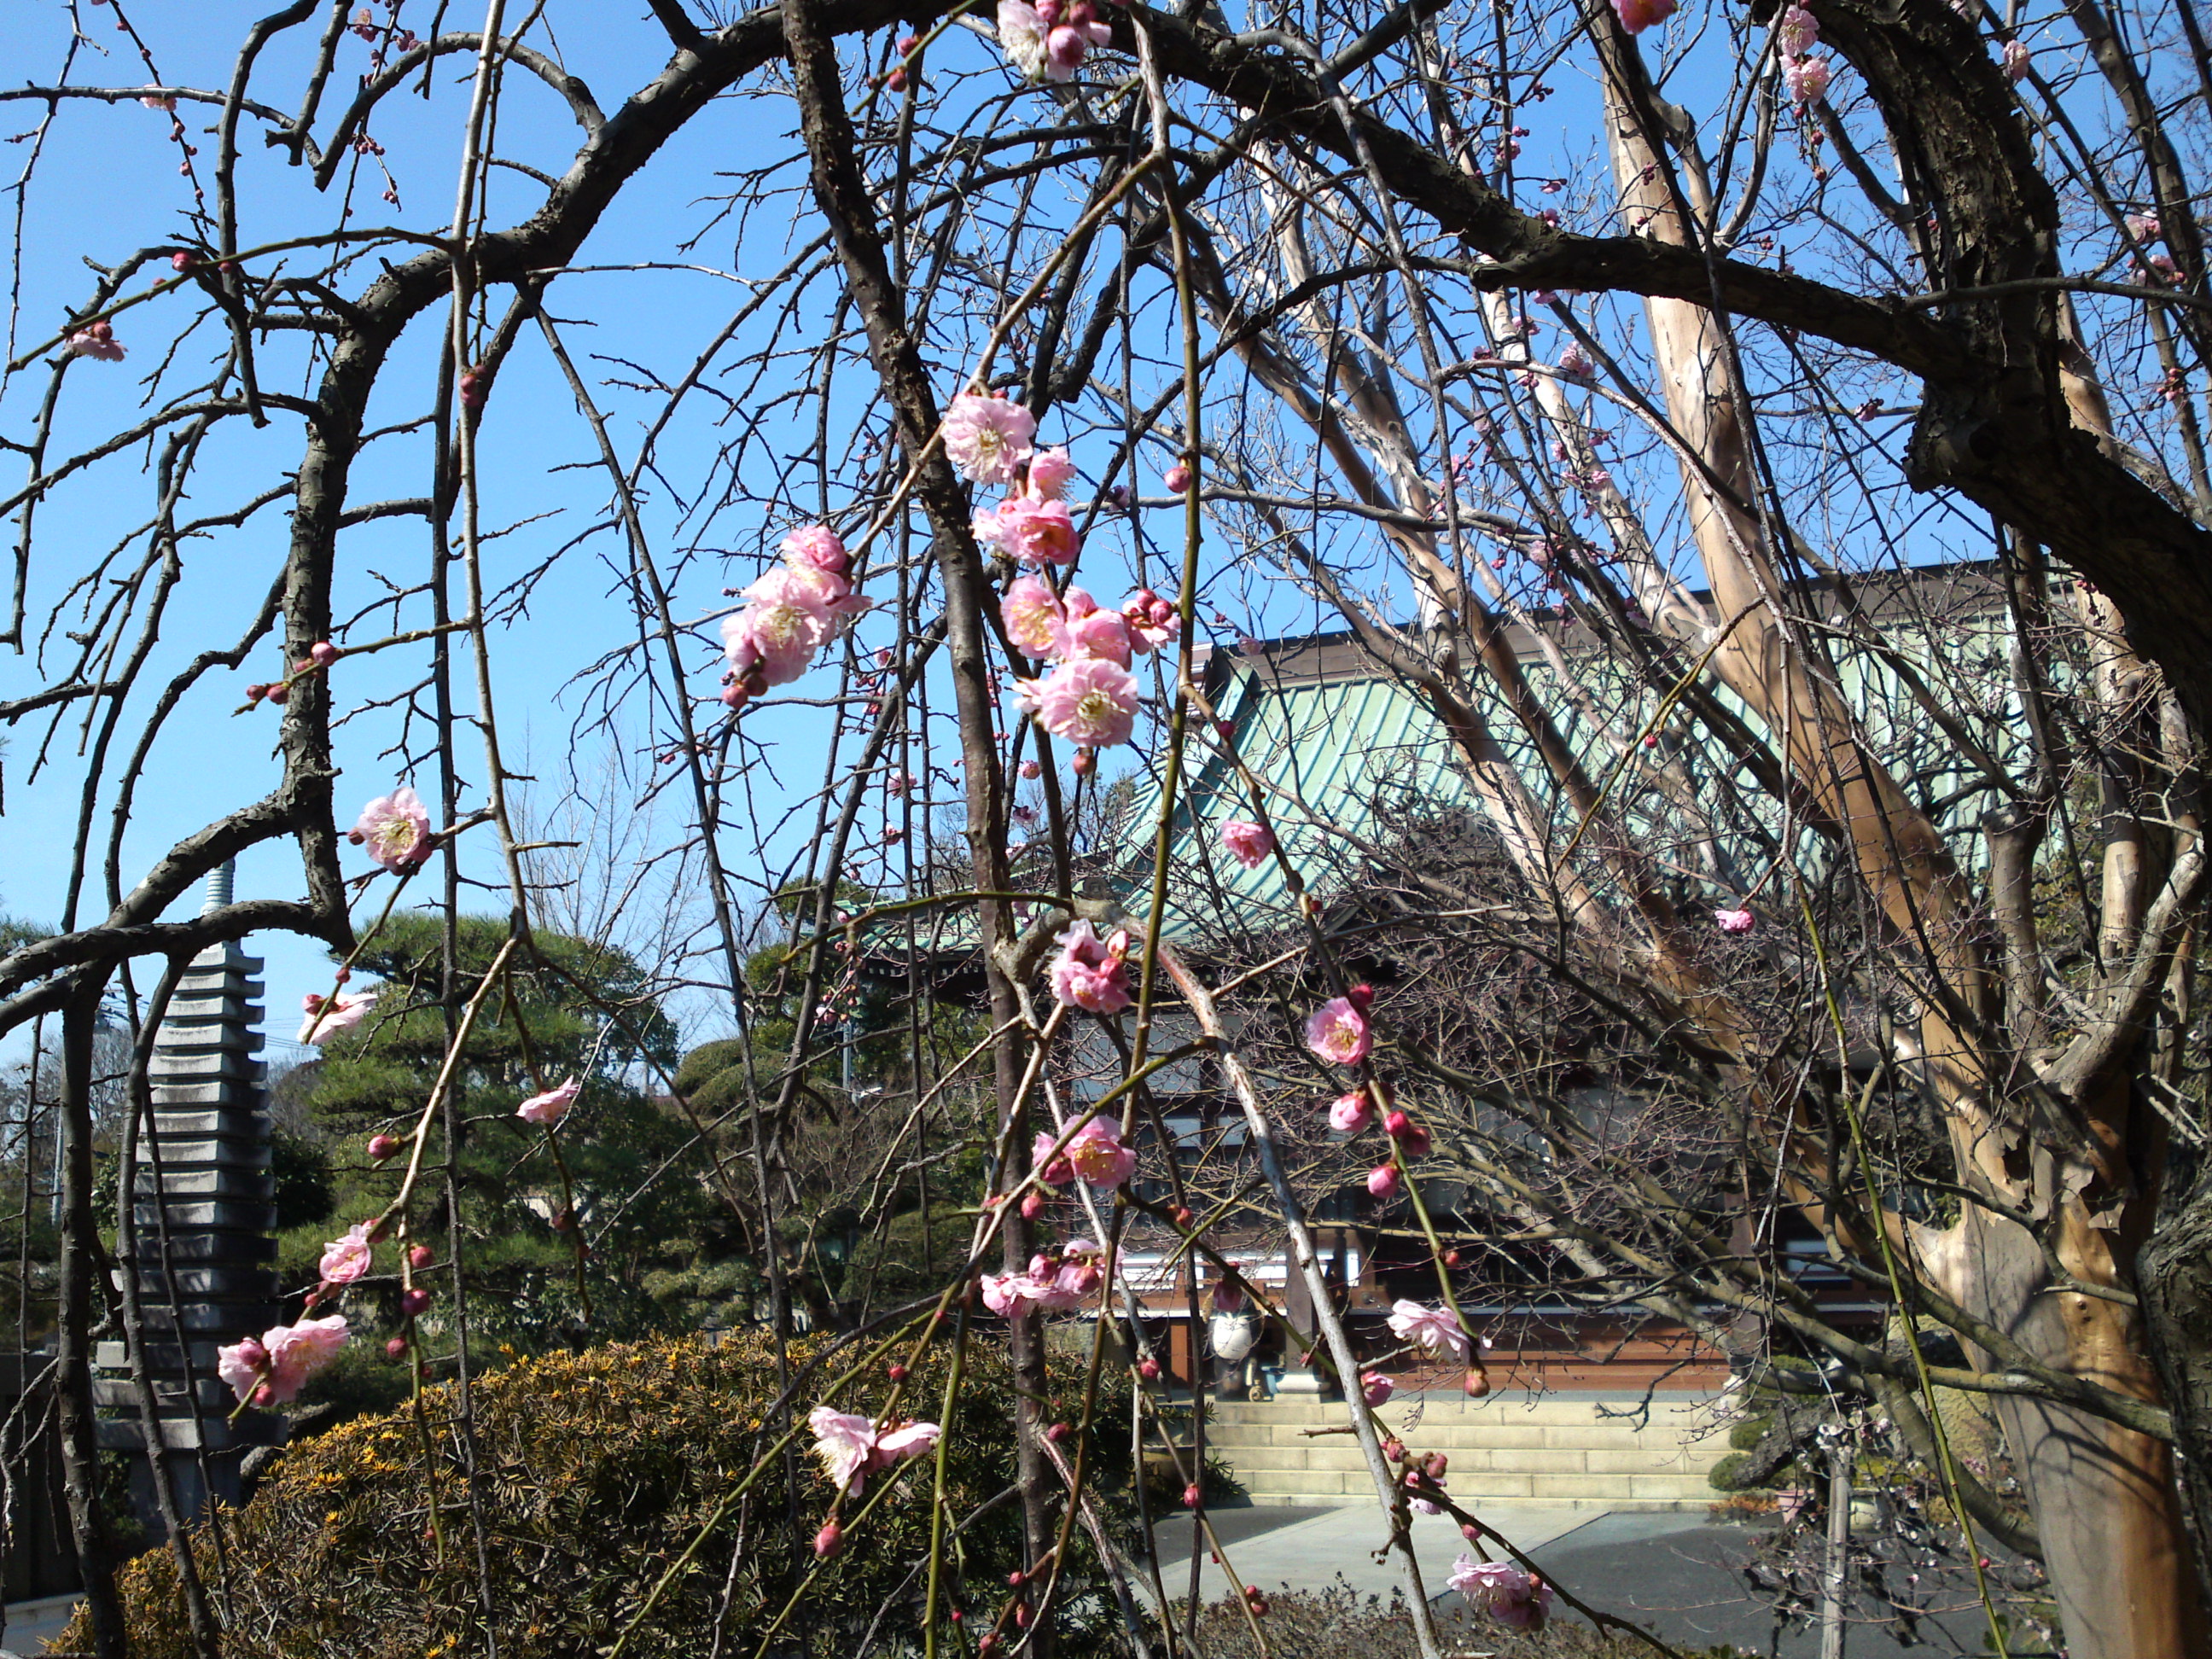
[3,1591,82,1656]
[1155,1499,1606,1606]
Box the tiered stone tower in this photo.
[96,864,283,1529]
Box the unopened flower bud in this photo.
[265,681,288,703]
[366,1133,399,1161]
[1172,1205,1194,1228]
[236,1337,268,1369]
[886,67,908,90]
[309,640,338,666]
[1020,1190,1045,1220]
[458,370,486,410]
[813,1520,844,1557]
[1164,462,1192,493]
[1182,1482,1202,1509]
[245,683,267,701]
[1072,748,1094,777]
[386,1336,409,1359]
[1382,1437,1405,1462]
[1367,1163,1401,1198]
[1464,1368,1490,1398]
[1046,1421,1071,1443]
[1020,760,1041,779]
[401,1287,432,1317]
[1138,1357,1161,1382]
[408,1244,434,1270]
[888,1362,908,1382]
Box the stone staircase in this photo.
[1206,1389,1730,1509]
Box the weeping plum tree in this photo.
[4,0,2212,1652]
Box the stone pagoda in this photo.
[96,864,284,1530]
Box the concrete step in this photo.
[1231,1466,1718,1501]
[1216,1443,1723,1476]
[1237,1487,1709,1511]
[1206,1420,1727,1452]
[1208,1393,1715,1428]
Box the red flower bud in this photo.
[1464,1368,1490,1398]
[1020,1190,1045,1220]
[1046,1421,1071,1443]
[1382,1438,1405,1462]
[245,684,266,701]
[1172,1206,1194,1229]
[458,370,486,410]
[1182,1482,1202,1510]
[386,1337,409,1359]
[886,67,908,90]
[888,1363,908,1382]
[813,1520,844,1558]
[1138,1357,1161,1382]
[408,1244,434,1270]
[1072,748,1094,777]
[265,681,288,703]
[309,641,338,666]
[1346,982,1374,1011]
[366,1134,399,1161]
[401,1287,432,1317]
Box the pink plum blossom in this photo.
[1062,1115,1138,1187]
[1304,997,1373,1065]
[1557,345,1595,381]
[721,573,832,688]
[1329,1091,1374,1134]
[1021,658,1140,748]
[353,784,432,870]
[517,1075,582,1126]
[1220,819,1273,870]
[807,1407,939,1493]
[807,1407,879,1493]
[1388,1299,1470,1360]
[1046,920,1132,1013]
[1041,4,1111,79]
[2002,38,2030,79]
[943,392,1036,486]
[996,0,1051,79]
[1122,589,1181,652]
[1448,1557,1554,1630]
[1784,54,1831,105]
[1611,0,1675,32]
[981,1270,1045,1317]
[1714,906,1755,934]
[298,990,376,1045]
[64,321,126,363]
[1002,574,1065,656]
[218,1314,350,1405]
[1776,3,1817,54]
[1057,604,1133,667]
[317,1223,374,1284]
[1027,446,1077,498]
[975,493,1080,565]
[781,523,851,576]
[2128,212,2163,242]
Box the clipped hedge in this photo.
[73,1332,1134,1658]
